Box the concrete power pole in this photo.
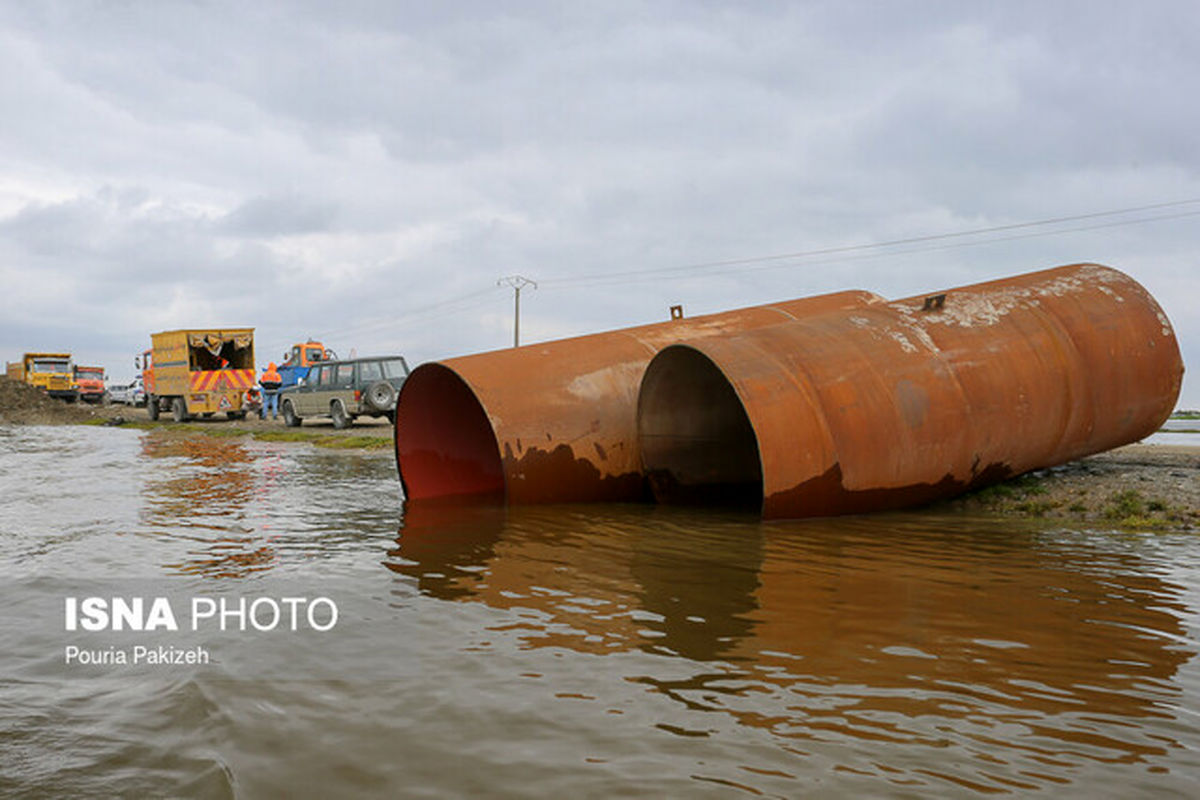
[497,275,537,348]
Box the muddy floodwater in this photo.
[3,425,1200,797]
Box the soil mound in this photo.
[0,377,101,425]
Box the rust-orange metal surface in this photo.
[395,290,884,502]
[637,263,1184,518]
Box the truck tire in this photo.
[172,397,189,423]
[282,400,301,428]
[147,396,160,420]
[364,380,396,413]
[331,399,351,429]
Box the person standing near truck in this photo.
[260,362,283,420]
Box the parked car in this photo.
[106,375,146,407]
[278,355,409,429]
[107,382,132,405]
[129,374,146,406]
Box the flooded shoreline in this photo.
[2,373,1197,528]
[71,402,1200,531]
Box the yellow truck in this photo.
[145,329,255,422]
[5,352,79,402]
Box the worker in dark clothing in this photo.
[260,362,283,420]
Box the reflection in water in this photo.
[140,434,277,578]
[387,501,1196,792]
[134,432,399,578]
[389,502,767,659]
[140,435,257,521]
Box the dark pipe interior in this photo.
[637,346,763,508]
[395,364,504,501]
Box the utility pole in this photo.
[497,275,537,348]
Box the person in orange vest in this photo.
[243,386,262,416]
[260,362,283,419]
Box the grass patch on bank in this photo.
[969,473,1046,505]
[253,431,392,450]
[953,474,1191,530]
[1100,489,1178,529]
[75,417,391,450]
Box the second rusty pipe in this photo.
[637,263,1184,518]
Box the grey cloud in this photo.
[218,194,339,236]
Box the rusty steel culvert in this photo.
[637,263,1183,518]
[397,263,1183,518]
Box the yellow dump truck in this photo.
[5,352,79,402]
[145,329,255,422]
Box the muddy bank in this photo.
[0,376,105,425]
[943,444,1200,530]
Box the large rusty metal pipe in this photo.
[637,263,1184,518]
[395,290,884,502]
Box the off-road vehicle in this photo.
[279,355,409,429]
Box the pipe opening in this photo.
[637,346,763,508]
[395,363,504,501]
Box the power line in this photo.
[262,197,1200,352]
[538,197,1200,288]
[538,207,1200,291]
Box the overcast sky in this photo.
[2,1,1197,407]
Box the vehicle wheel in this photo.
[282,400,301,428]
[228,410,245,421]
[147,396,160,420]
[172,397,189,423]
[331,399,351,429]
[364,380,397,413]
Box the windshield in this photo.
[77,369,103,380]
[32,360,71,373]
[381,359,408,379]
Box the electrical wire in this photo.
[538,197,1200,288]
[261,197,1200,351]
[539,207,1200,291]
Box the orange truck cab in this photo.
[277,340,336,389]
[74,365,106,403]
[140,348,154,397]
